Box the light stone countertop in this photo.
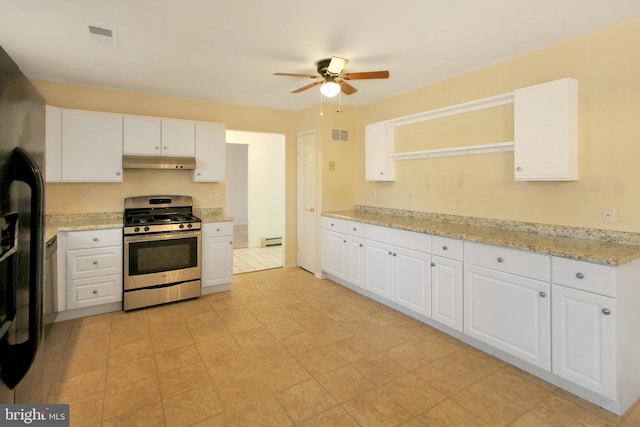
[323,206,640,266]
[45,208,233,243]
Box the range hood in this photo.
[122,155,197,170]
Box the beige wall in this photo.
[35,80,300,264]
[355,17,640,232]
[35,16,640,273]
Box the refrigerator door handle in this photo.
[0,147,44,389]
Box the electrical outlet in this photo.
[80,193,89,204]
[211,191,219,200]
[602,207,616,224]
[371,190,377,200]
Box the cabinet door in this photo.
[321,230,347,280]
[193,121,226,182]
[346,237,365,288]
[552,285,615,399]
[364,241,393,299]
[62,109,123,182]
[161,118,195,156]
[431,256,463,331]
[45,106,62,182]
[514,78,578,181]
[365,122,395,181]
[464,264,551,370]
[202,235,233,287]
[394,247,431,316]
[67,246,122,280]
[123,115,162,155]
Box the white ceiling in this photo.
[1,1,639,112]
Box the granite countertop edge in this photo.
[45,209,233,243]
[322,208,640,266]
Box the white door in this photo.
[297,130,317,273]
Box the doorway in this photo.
[226,130,285,274]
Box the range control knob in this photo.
[179,224,185,229]
[134,227,140,233]
[187,223,193,228]
[144,226,150,232]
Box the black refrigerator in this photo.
[0,45,46,404]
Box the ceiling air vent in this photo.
[331,128,349,142]
[84,23,118,46]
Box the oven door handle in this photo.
[124,230,201,243]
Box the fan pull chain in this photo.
[320,91,324,116]
[337,91,342,113]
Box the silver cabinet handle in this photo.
[392,252,397,257]
[516,166,523,171]
[155,146,160,150]
[93,290,98,294]
[576,272,584,279]
[431,262,436,267]
[442,245,448,251]
[229,241,233,245]
[359,243,363,247]
[380,171,384,175]
[93,237,99,242]
[497,257,504,263]
[602,308,611,315]
[539,291,547,298]
[352,227,357,231]
[343,240,347,243]
[388,251,392,255]
[216,228,221,232]
[93,260,98,265]
[163,146,168,150]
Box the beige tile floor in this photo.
[44,268,640,426]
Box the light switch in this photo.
[328,161,336,171]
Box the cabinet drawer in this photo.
[365,224,431,252]
[203,222,233,237]
[67,228,122,250]
[67,246,122,280]
[347,221,365,237]
[432,236,463,260]
[321,217,348,233]
[552,257,615,297]
[69,274,122,309]
[464,241,550,282]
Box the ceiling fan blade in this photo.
[274,72,320,79]
[338,80,358,95]
[327,57,349,75]
[291,81,323,93]
[342,70,390,80]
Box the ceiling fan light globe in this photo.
[320,81,340,97]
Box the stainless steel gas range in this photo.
[123,195,201,310]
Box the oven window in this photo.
[129,237,197,276]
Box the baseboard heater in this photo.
[262,237,282,247]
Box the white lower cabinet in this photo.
[364,225,431,316]
[320,218,365,288]
[64,229,123,310]
[430,236,463,331]
[431,255,463,331]
[552,284,615,399]
[202,222,233,290]
[464,264,551,370]
[319,215,640,415]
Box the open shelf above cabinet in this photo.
[365,77,578,182]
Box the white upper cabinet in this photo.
[61,109,123,182]
[123,115,162,155]
[45,106,62,182]
[365,121,395,181]
[161,118,195,157]
[193,121,226,182]
[514,78,578,181]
